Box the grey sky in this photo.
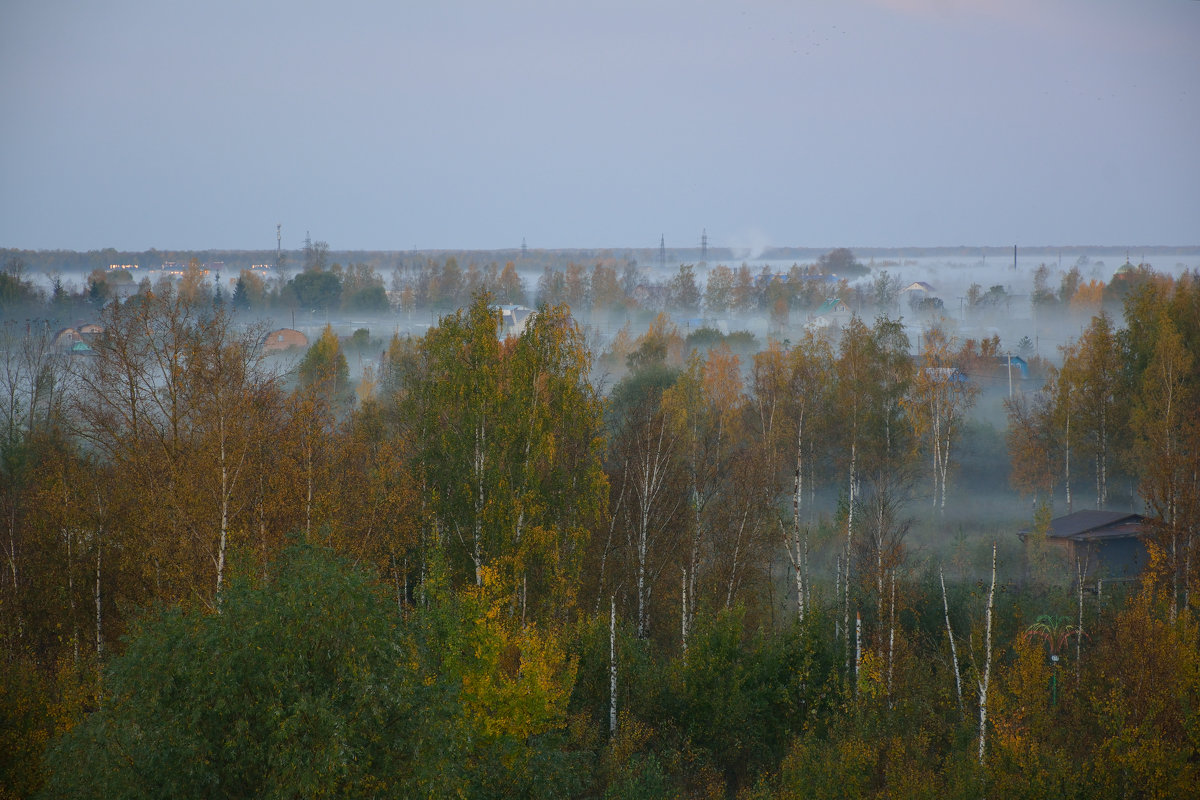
[2,0,1197,252]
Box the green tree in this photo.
[39,543,458,799]
[668,264,701,311]
[340,263,389,312]
[289,269,342,312]
[817,248,868,278]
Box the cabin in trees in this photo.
[900,281,936,296]
[262,328,309,353]
[496,305,535,338]
[1021,510,1148,581]
[53,327,83,350]
[806,297,853,329]
[970,355,1031,394]
[54,323,103,353]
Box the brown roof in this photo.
[1043,510,1144,542]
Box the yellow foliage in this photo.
[460,611,578,742]
[855,648,886,702]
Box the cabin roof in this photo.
[814,297,848,315]
[1039,510,1144,542]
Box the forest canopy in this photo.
[1,272,1198,799]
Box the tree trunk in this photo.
[610,596,618,738]
[941,567,964,720]
[845,440,856,677]
[1076,557,1083,683]
[1064,402,1072,514]
[681,569,688,651]
[978,542,996,766]
[887,570,896,701]
[473,421,485,587]
[216,417,228,607]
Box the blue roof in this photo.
[815,297,847,315]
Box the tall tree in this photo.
[1069,313,1126,508]
[904,327,979,512]
[1131,313,1199,616]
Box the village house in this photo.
[262,328,309,353]
[1020,510,1148,582]
[496,305,536,338]
[806,297,853,330]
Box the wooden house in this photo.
[262,328,309,353]
[806,297,853,329]
[1020,510,1147,581]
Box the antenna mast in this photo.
[700,228,708,263]
[660,234,666,271]
[276,224,282,268]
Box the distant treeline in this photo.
[6,244,1196,276]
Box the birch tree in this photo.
[905,327,978,512]
[1131,313,1198,617]
[780,333,833,621]
[74,291,281,608]
[662,345,746,639]
[1067,313,1126,509]
[408,294,606,622]
[606,322,687,640]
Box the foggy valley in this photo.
[4,239,1199,796]
[4,0,1199,795]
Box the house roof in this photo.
[988,354,1030,379]
[1039,510,1145,542]
[922,367,968,383]
[901,281,936,293]
[814,297,849,315]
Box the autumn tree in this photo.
[604,318,688,640]
[402,294,606,624]
[668,264,701,311]
[1131,313,1199,616]
[73,292,283,609]
[704,264,734,314]
[1067,312,1127,508]
[904,327,980,512]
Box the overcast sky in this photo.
[2,0,1197,253]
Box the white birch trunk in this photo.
[1076,557,1083,682]
[610,596,618,738]
[216,416,228,607]
[473,420,485,587]
[681,569,688,651]
[854,610,862,690]
[1064,401,1072,514]
[845,440,856,676]
[977,542,996,766]
[66,525,78,665]
[305,440,313,539]
[941,567,964,719]
[726,509,749,609]
[887,570,896,700]
[793,414,806,621]
[94,529,103,663]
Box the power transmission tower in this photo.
[700,228,708,263]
